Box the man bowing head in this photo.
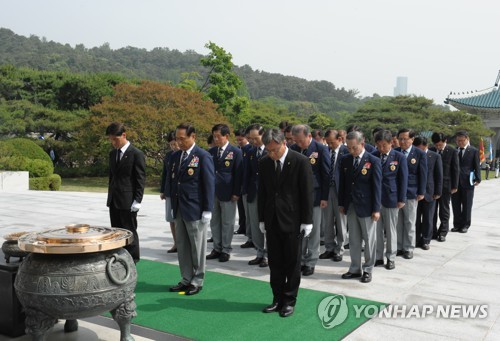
[258,128,314,317]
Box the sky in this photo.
[1,0,499,105]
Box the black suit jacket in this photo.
[258,149,314,234]
[107,144,146,209]
[423,150,443,202]
[457,146,481,189]
[430,144,459,193]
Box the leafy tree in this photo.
[78,81,230,174]
[199,41,249,123]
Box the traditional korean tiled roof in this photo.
[445,87,500,113]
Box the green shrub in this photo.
[25,159,54,177]
[29,174,61,191]
[0,156,28,171]
[0,141,17,157]
[4,138,52,163]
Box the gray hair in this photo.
[291,124,311,136]
[346,131,364,143]
[262,128,285,146]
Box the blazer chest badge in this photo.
[361,162,371,175]
[389,160,398,171]
[225,161,230,167]
[411,158,416,164]
[309,152,318,164]
[187,168,194,176]
[188,156,199,167]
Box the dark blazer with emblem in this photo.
[338,151,382,217]
[209,144,243,201]
[457,145,481,189]
[372,149,408,208]
[258,150,314,234]
[429,144,459,193]
[291,139,330,206]
[330,144,349,193]
[160,150,174,196]
[243,146,266,203]
[423,150,443,202]
[395,146,428,200]
[168,145,215,221]
[107,144,146,209]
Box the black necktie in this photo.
[116,149,121,164]
[330,150,336,185]
[353,156,360,170]
[459,148,464,164]
[181,151,188,164]
[302,149,307,155]
[275,160,282,179]
[257,148,262,158]
[438,149,443,155]
[381,153,387,165]
[218,148,223,159]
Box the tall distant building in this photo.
[394,77,408,96]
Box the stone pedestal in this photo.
[0,171,29,191]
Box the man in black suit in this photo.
[106,122,146,263]
[235,128,252,238]
[430,132,459,242]
[414,136,443,250]
[451,131,481,233]
[258,128,313,318]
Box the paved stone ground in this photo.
[1,177,499,340]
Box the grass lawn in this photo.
[61,177,161,195]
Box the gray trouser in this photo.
[397,199,417,252]
[247,198,266,258]
[323,185,347,255]
[301,206,322,267]
[347,209,377,274]
[175,213,208,287]
[210,197,236,253]
[243,195,252,242]
[376,206,399,261]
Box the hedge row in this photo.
[29,174,62,191]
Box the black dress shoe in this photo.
[360,272,372,283]
[319,251,335,259]
[302,266,315,276]
[279,305,294,317]
[459,227,468,233]
[403,251,413,259]
[262,302,280,313]
[219,252,230,262]
[170,282,189,292]
[167,247,177,253]
[344,244,349,250]
[240,241,255,248]
[385,260,395,270]
[332,255,343,262]
[320,240,325,246]
[259,258,268,267]
[374,259,384,267]
[185,285,202,296]
[234,229,245,235]
[396,250,404,256]
[451,227,460,232]
[206,250,221,260]
[301,265,306,272]
[421,244,430,250]
[341,272,362,279]
[207,237,214,242]
[437,235,446,242]
[248,257,264,265]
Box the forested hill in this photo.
[0,28,359,106]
